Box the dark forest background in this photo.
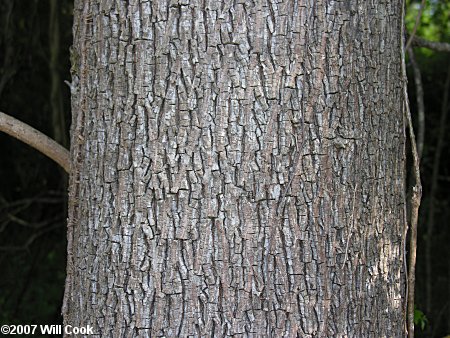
[0,1,448,337]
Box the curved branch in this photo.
[412,35,450,52]
[0,111,70,173]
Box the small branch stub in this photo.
[0,112,70,173]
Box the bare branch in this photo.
[405,0,427,50]
[0,223,62,251]
[0,111,70,173]
[412,35,450,52]
[407,47,425,159]
[404,86,422,338]
[401,3,423,336]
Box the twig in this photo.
[0,223,62,251]
[5,213,64,229]
[411,35,450,52]
[405,0,427,50]
[407,47,425,159]
[0,111,70,173]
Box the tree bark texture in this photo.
[65,0,406,337]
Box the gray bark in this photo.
[64,0,406,337]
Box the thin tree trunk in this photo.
[65,1,406,336]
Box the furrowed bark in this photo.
[65,1,407,336]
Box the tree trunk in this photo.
[64,0,406,336]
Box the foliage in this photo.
[406,0,450,56]
[414,306,429,331]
